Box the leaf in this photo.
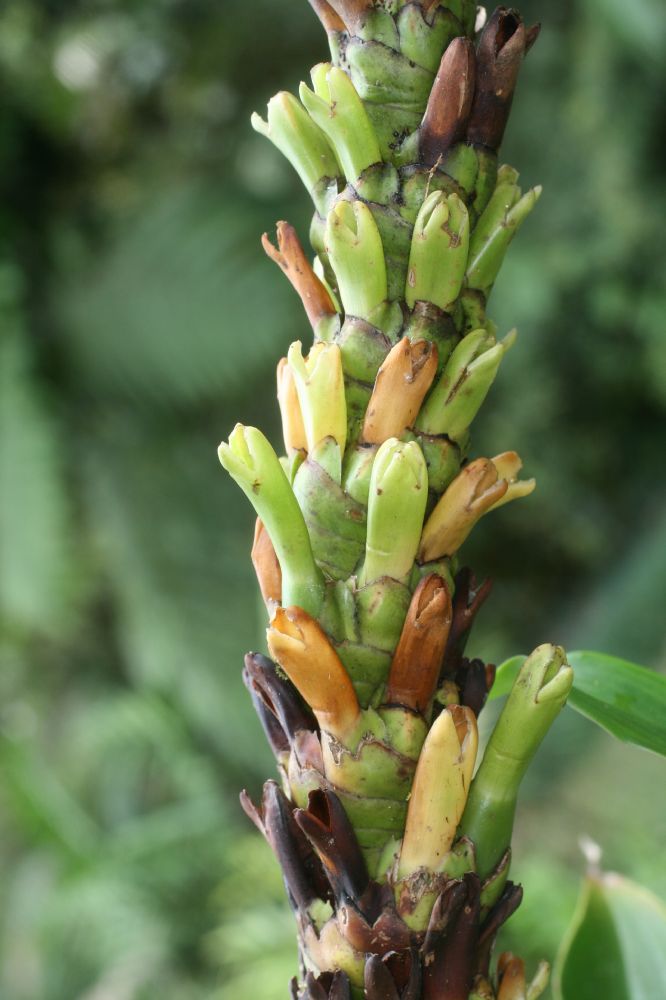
[57,182,306,405]
[0,328,75,636]
[490,651,666,757]
[552,871,666,1000]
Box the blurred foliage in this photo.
[0,0,665,996]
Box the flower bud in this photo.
[405,191,470,313]
[325,200,388,321]
[398,705,478,878]
[276,358,307,454]
[419,453,535,562]
[251,518,282,611]
[416,328,512,439]
[300,63,381,183]
[460,644,573,877]
[362,338,438,444]
[287,341,347,456]
[466,185,542,296]
[420,37,476,167]
[218,424,323,614]
[385,574,452,715]
[251,92,339,210]
[267,606,362,744]
[359,438,428,586]
[467,8,540,152]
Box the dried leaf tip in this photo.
[263,222,337,330]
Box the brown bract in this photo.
[307,0,346,33]
[467,7,539,151]
[251,517,282,609]
[324,0,373,34]
[386,574,452,714]
[420,38,476,168]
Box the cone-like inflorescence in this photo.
[220,4,571,997]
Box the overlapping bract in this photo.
[219,4,571,997]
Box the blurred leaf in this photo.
[0,327,75,637]
[491,652,666,756]
[58,183,305,404]
[553,871,666,1000]
[0,735,99,863]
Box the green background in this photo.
[1,0,665,996]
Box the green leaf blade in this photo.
[553,873,666,1000]
[567,651,666,756]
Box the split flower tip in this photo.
[267,605,361,744]
[398,704,478,878]
[287,340,347,457]
[325,199,388,321]
[262,221,337,330]
[251,91,339,198]
[362,337,438,445]
[385,573,452,714]
[361,437,428,586]
[418,452,534,563]
[299,62,381,183]
[277,357,307,454]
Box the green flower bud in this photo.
[359,438,428,586]
[287,341,347,460]
[251,92,340,213]
[459,644,573,877]
[405,191,470,313]
[466,185,542,295]
[218,424,324,615]
[417,328,516,440]
[325,200,388,321]
[299,63,382,183]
